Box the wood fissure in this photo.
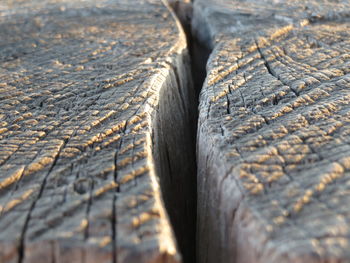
[167,2,212,261]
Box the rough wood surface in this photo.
[0,0,194,262]
[193,1,350,262]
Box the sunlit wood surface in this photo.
[193,0,350,262]
[0,0,193,262]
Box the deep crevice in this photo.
[112,138,122,263]
[155,1,211,263]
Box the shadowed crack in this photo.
[159,1,211,263]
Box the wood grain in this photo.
[0,0,195,262]
[193,1,350,262]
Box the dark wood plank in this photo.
[193,1,350,262]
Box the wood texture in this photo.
[193,1,350,262]
[0,0,195,262]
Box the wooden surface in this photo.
[193,1,350,262]
[0,0,195,262]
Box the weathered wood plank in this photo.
[0,0,195,262]
[193,1,350,262]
